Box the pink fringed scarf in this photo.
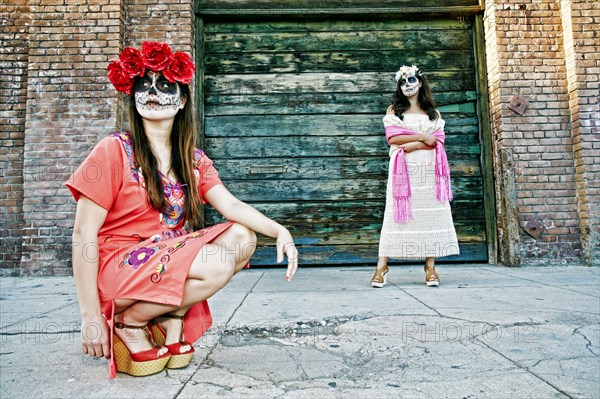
[385,126,453,223]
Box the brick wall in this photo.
[119,0,196,129]
[483,1,522,266]
[11,0,196,275]
[19,0,123,275]
[483,0,597,266]
[0,1,30,276]
[560,0,600,266]
[124,0,195,48]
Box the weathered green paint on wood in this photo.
[204,19,472,33]
[246,243,488,265]
[206,72,475,95]
[205,30,472,53]
[205,114,479,136]
[202,18,488,264]
[205,136,481,158]
[212,200,485,224]
[198,1,482,19]
[199,0,479,10]
[205,50,475,75]
[212,177,483,202]
[213,157,482,179]
[205,215,486,245]
[204,92,477,115]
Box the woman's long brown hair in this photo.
[128,83,203,229]
[391,74,439,121]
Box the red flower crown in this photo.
[107,41,195,95]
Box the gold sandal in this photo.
[371,266,389,288]
[113,321,171,377]
[151,314,194,369]
[424,265,440,287]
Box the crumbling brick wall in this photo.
[0,1,30,275]
[17,0,124,275]
[484,0,598,266]
[560,0,600,266]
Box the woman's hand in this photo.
[276,227,299,282]
[419,134,437,147]
[206,185,300,281]
[80,314,110,359]
[399,142,421,153]
[386,105,395,115]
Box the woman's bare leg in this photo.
[424,257,440,286]
[114,223,256,353]
[376,256,389,270]
[371,256,390,287]
[425,257,435,269]
[155,224,256,347]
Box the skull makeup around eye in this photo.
[400,75,420,97]
[134,71,182,113]
[400,76,419,87]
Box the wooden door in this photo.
[202,19,488,265]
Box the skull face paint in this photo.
[134,71,183,119]
[400,75,421,98]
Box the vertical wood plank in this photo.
[196,17,206,150]
[196,16,206,226]
[473,14,497,263]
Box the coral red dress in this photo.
[66,132,233,379]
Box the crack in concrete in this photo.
[219,314,373,343]
[530,358,544,369]
[217,312,551,352]
[572,326,598,356]
[160,287,596,398]
[201,311,595,396]
[170,272,265,399]
[474,337,575,399]
[0,329,78,336]
[206,360,302,395]
[191,379,234,392]
[392,283,444,317]
[0,302,78,329]
[285,346,310,380]
[481,268,600,299]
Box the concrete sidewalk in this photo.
[1,265,599,398]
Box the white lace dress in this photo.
[378,113,460,259]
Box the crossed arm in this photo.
[385,106,437,152]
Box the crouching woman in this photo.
[66,42,298,379]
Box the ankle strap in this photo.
[158,313,185,320]
[115,321,149,330]
[114,321,159,349]
[154,313,187,345]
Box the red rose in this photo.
[119,47,145,78]
[141,41,173,71]
[107,61,134,95]
[163,52,195,84]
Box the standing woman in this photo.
[372,65,459,288]
[66,42,298,379]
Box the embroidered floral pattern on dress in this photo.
[112,132,204,229]
[119,225,211,282]
[150,230,207,283]
[125,246,156,269]
[160,180,185,228]
[121,242,166,271]
[113,132,143,184]
[149,229,189,244]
